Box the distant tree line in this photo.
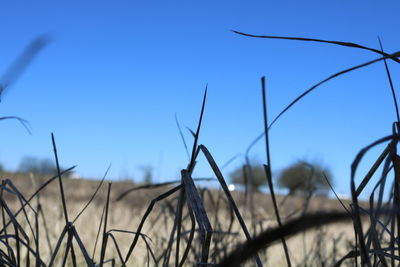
[18,156,70,177]
[230,161,332,196]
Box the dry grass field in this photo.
[0,171,359,266]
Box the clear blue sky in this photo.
[0,1,399,198]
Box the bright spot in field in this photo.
[228,184,235,191]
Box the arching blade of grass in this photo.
[269,50,400,129]
[218,211,352,267]
[116,178,214,201]
[73,164,111,224]
[123,185,182,265]
[243,50,400,153]
[232,30,400,64]
[199,144,263,267]
[0,116,31,134]
[107,230,156,266]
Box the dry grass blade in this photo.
[174,187,185,267]
[108,229,156,265]
[219,153,243,170]
[199,145,263,266]
[123,185,182,265]
[175,113,190,160]
[0,116,32,134]
[186,127,196,138]
[178,205,196,267]
[51,133,69,223]
[70,226,95,266]
[181,170,212,265]
[35,190,40,267]
[393,155,400,259]
[244,50,400,153]
[105,233,125,265]
[351,135,398,182]
[73,164,111,223]
[92,204,106,260]
[218,211,351,267]
[261,76,291,267]
[116,178,213,201]
[323,172,351,214]
[268,50,400,129]
[48,224,69,267]
[378,38,399,123]
[99,183,112,267]
[232,30,400,64]
[356,144,391,196]
[51,133,77,266]
[189,86,207,171]
[0,35,50,100]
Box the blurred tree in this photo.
[277,162,332,196]
[230,164,266,192]
[18,156,70,177]
[140,165,153,183]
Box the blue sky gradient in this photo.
[0,1,399,198]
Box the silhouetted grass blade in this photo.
[189,85,207,171]
[0,35,50,101]
[261,76,291,267]
[181,170,212,265]
[199,144,263,267]
[232,30,400,64]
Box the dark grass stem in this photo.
[99,183,112,267]
[188,86,207,171]
[51,133,77,267]
[378,37,400,124]
[51,133,69,224]
[261,76,291,267]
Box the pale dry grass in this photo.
[1,173,357,266]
